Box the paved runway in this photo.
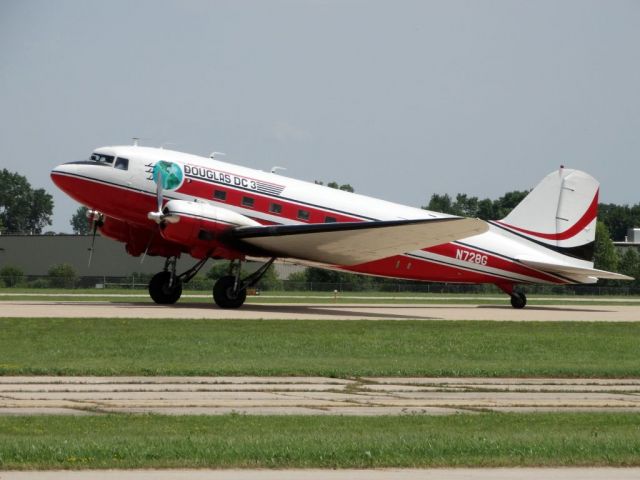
[2,376,639,416]
[3,468,640,480]
[2,300,640,321]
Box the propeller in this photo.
[86,209,104,268]
[147,167,165,223]
[147,164,180,226]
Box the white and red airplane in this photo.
[51,144,631,309]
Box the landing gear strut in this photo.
[213,257,276,309]
[497,284,527,309]
[148,256,210,305]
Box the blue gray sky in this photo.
[1,0,639,232]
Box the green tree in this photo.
[48,263,78,289]
[255,265,281,291]
[0,169,54,234]
[493,190,530,219]
[453,194,479,217]
[476,198,497,221]
[303,266,372,291]
[286,270,308,290]
[206,261,232,281]
[71,206,91,234]
[424,194,455,214]
[598,203,640,241]
[424,190,529,220]
[315,181,355,193]
[0,265,24,287]
[618,248,640,285]
[593,221,619,272]
[28,189,54,233]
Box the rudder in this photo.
[494,167,598,262]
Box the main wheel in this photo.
[510,292,527,309]
[213,275,247,309]
[148,271,183,304]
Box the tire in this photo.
[213,275,247,309]
[148,271,183,305]
[510,292,527,309]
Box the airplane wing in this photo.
[231,217,488,266]
[517,257,634,282]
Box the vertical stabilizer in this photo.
[495,168,598,263]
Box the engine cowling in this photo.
[159,199,260,258]
[99,216,183,258]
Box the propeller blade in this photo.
[87,217,99,268]
[140,231,155,264]
[156,168,164,214]
[148,166,167,224]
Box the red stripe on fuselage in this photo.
[424,243,565,284]
[177,177,365,224]
[345,254,565,285]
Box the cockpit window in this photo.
[114,157,129,170]
[90,153,114,164]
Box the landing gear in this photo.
[510,291,527,309]
[212,257,276,309]
[149,255,210,305]
[497,284,527,309]
[149,271,183,304]
[213,275,247,309]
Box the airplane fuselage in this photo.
[52,145,591,290]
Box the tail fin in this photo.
[495,167,598,263]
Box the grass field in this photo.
[1,318,639,377]
[1,413,639,469]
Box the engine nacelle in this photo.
[99,216,183,258]
[159,200,259,258]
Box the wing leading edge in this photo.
[231,217,488,266]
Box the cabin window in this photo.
[297,209,310,221]
[90,153,114,164]
[269,203,282,214]
[114,157,129,170]
[242,196,255,208]
[214,189,227,201]
[325,216,337,223]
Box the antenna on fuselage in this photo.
[270,166,287,174]
[210,152,226,160]
[132,137,139,147]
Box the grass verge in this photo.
[1,413,639,469]
[1,318,640,377]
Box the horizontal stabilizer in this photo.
[518,257,634,281]
[232,217,488,266]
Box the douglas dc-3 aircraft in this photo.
[51,144,631,309]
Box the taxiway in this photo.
[2,376,639,416]
[1,300,640,321]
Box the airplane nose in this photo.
[51,163,71,188]
[50,161,82,192]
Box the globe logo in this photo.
[152,161,184,190]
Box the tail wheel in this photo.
[510,292,527,309]
[213,275,247,309]
[149,271,183,304]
